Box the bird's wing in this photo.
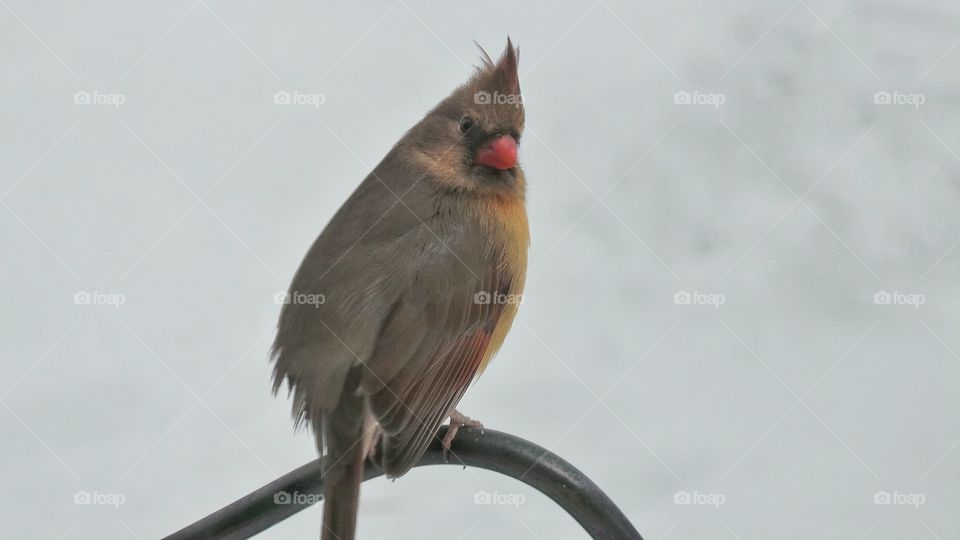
[361,222,519,477]
[270,169,432,431]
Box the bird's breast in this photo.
[471,192,528,375]
[474,193,529,280]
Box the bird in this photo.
[270,38,528,540]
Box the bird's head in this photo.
[407,38,525,195]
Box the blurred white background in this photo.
[2,0,959,538]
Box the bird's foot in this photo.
[442,409,483,461]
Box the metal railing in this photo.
[163,426,643,539]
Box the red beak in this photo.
[473,134,518,170]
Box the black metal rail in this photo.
[163,426,643,539]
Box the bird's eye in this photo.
[458,117,475,133]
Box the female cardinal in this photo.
[271,39,528,539]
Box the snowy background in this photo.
[2,0,959,538]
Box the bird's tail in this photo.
[321,441,363,540]
[320,373,367,540]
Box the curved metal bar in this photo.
[163,427,643,540]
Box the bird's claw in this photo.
[364,424,383,466]
[442,409,483,462]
